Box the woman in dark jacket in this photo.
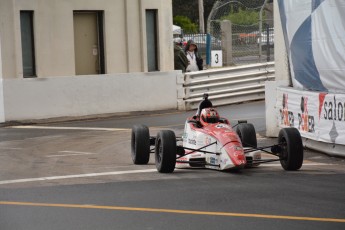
[184,40,203,71]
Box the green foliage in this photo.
[173,15,198,33]
[222,9,260,26]
[172,0,217,26]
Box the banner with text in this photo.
[277,87,345,145]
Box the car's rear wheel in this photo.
[278,128,304,170]
[236,123,257,148]
[131,125,150,164]
[155,130,176,173]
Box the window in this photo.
[20,11,36,77]
[146,10,159,72]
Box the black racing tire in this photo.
[278,128,304,171]
[131,125,150,165]
[236,123,257,148]
[155,130,176,173]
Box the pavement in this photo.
[0,101,344,229]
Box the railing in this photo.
[177,62,275,110]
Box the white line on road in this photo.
[0,163,335,185]
[8,126,130,132]
[46,151,98,158]
[0,169,157,185]
[0,147,23,150]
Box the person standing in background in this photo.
[185,40,203,72]
[174,38,189,73]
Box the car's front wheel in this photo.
[278,128,304,170]
[155,130,176,173]
[131,125,150,164]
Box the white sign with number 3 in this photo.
[211,51,222,67]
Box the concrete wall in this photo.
[1,71,181,121]
[0,35,5,122]
[0,80,4,122]
[265,0,290,137]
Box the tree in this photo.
[172,0,267,31]
[173,0,217,32]
[173,15,198,33]
[221,8,260,26]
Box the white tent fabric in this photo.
[278,0,345,93]
[173,25,182,35]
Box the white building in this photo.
[0,0,180,122]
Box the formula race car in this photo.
[131,94,303,173]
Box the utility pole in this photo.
[198,0,205,33]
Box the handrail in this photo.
[177,62,275,110]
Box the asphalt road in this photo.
[0,101,344,230]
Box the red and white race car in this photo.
[131,94,303,173]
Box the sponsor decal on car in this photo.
[210,157,218,165]
[204,136,212,145]
[216,124,230,129]
[232,146,243,151]
[188,139,196,145]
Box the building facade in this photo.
[0,0,181,122]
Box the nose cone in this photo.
[224,145,246,166]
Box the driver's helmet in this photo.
[200,108,220,124]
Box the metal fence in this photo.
[207,0,274,66]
